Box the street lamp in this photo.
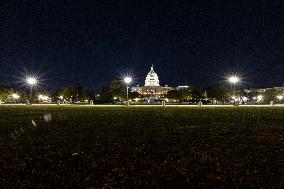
[26,77,37,101]
[227,75,240,105]
[27,77,37,85]
[228,76,240,85]
[124,76,132,103]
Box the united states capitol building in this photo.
[131,65,174,99]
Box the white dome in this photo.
[145,65,160,86]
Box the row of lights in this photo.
[232,95,284,102]
[124,75,241,101]
[126,75,284,103]
[8,75,284,103]
[8,93,51,101]
[8,77,42,101]
[125,75,241,87]
[25,75,235,101]
[256,95,283,101]
[24,75,238,87]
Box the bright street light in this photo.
[124,76,132,104]
[26,77,37,85]
[26,76,37,102]
[227,75,240,105]
[124,77,132,84]
[228,76,240,84]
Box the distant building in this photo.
[131,65,173,99]
[145,65,160,86]
[245,86,284,93]
[176,86,190,90]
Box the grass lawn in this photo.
[0,106,283,188]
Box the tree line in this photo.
[0,81,283,104]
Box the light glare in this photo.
[242,96,249,102]
[228,76,240,84]
[12,93,20,100]
[26,77,37,85]
[38,94,50,101]
[277,95,283,100]
[257,95,263,102]
[124,77,132,84]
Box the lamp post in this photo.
[26,77,37,102]
[124,77,132,104]
[227,76,240,105]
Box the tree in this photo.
[263,89,278,103]
[165,90,181,101]
[109,80,126,101]
[129,91,140,99]
[179,88,192,101]
[207,84,230,102]
[60,86,90,102]
[97,80,140,103]
[0,88,11,102]
[191,86,204,100]
[96,86,113,103]
[244,89,258,103]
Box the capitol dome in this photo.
[145,65,160,86]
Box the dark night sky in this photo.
[0,0,283,89]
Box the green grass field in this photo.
[0,106,283,188]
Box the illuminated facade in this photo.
[132,65,173,99]
[145,65,160,86]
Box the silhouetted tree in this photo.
[263,89,278,103]
[0,88,11,102]
[207,84,230,102]
[179,88,192,101]
[109,80,126,100]
[129,91,140,99]
[96,86,113,103]
[191,86,204,100]
[60,86,90,102]
[165,90,181,100]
